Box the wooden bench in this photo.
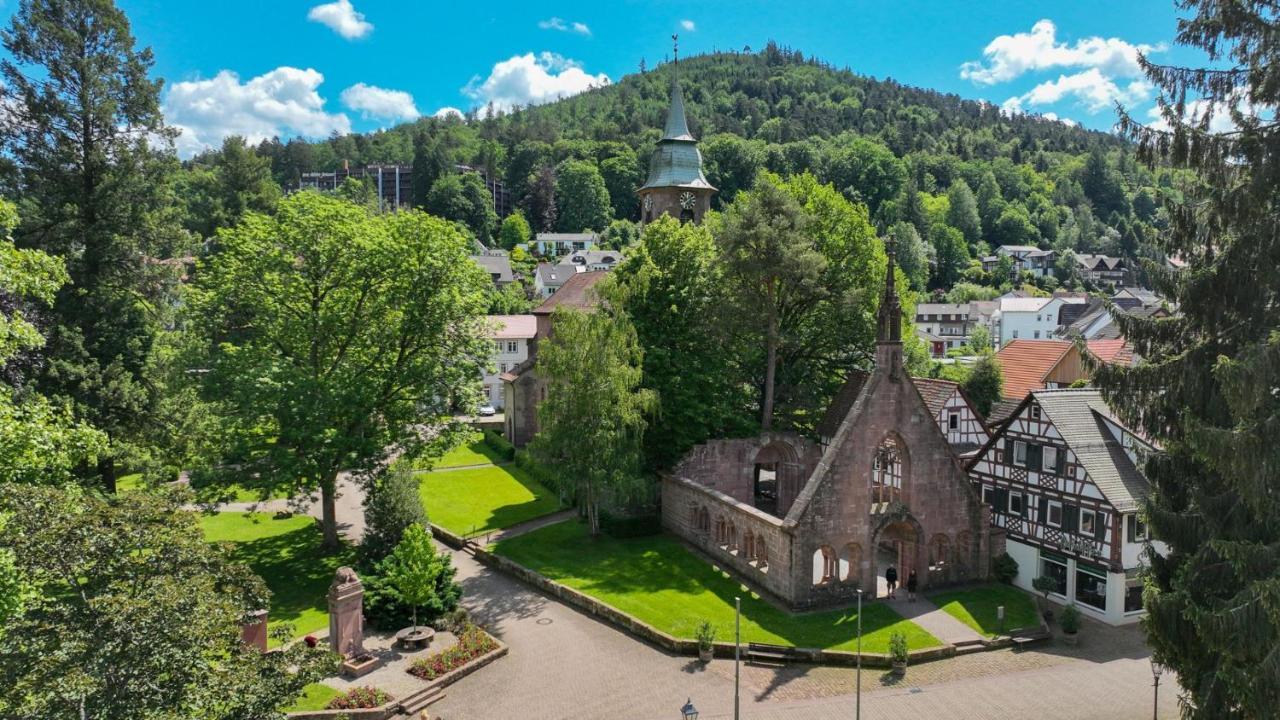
[746,642,809,663]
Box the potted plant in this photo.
[695,621,716,663]
[889,632,909,676]
[1060,604,1081,646]
[1032,576,1058,624]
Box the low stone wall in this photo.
[286,701,397,720]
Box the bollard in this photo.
[997,605,1006,635]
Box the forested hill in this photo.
[242,44,1165,294]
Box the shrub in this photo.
[1060,604,1081,634]
[992,552,1019,584]
[407,626,499,681]
[326,686,392,710]
[514,450,573,503]
[889,632,909,663]
[483,429,515,461]
[360,470,429,565]
[362,527,461,631]
[695,621,716,651]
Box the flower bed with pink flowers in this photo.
[326,686,392,710]
[406,625,500,681]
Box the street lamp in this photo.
[855,588,863,720]
[681,698,698,720]
[1151,659,1165,720]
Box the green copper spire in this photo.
[640,65,715,191]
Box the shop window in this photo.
[1124,579,1144,613]
[1040,554,1068,595]
[1075,565,1108,611]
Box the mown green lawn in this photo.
[493,521,939,653]
[928,583,1040,638]
[419,463,561,536]
[199,511,356,644]
[284,683,340,712]
[433,439,506,468]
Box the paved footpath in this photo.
[881,594,983,645]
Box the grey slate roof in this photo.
[640,76,716,192]
[1033,388,1151,513]
[472,255,513,284]
[536,262,579,288]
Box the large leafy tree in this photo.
[1092,4,1280,717]
[555,159,612,233]
[530,307,655,535]
[0,484,337,719]
[609,216,752,469]
[0,0,190,492]
[0,199,107,483]
[425,172,498,243]
[181,136,281,240]
[716,172,885,430]
[187,192,491,548]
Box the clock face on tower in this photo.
[679,191,696,210]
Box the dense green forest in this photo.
[222,44,1172,295]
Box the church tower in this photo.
[639,38,716,224]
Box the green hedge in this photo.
[482,429,516,461]
[600,512,662,538]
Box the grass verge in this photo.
[928,583,1040,638]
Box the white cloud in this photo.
[1039,112,1079,127]
[1002,68,1151,114]
[1145,99,1250,134]
[680,19,696,31]
[465,52,609,112]
[538,17,591,35]
[340,83,419,122]
[434,106,464,119]
[164,67,351,158]
[307,0,373,40]
[961,19,1158,85]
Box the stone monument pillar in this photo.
[327,566,366,659]
[240,609,268,652]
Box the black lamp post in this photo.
[681,698,698,720]
[1151,659,1164,720]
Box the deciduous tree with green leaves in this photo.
[0,484,338,719]
[497,211,532,251]
[555,159,613,233]
[530,307,656,535]
[187,192,491,548]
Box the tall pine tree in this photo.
[1096,3,1280,716]
[0,0,190,492]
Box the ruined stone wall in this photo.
[661,476,794,602]
[671,433,822,511]
[786,346,991,610]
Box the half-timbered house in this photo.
[967,388,1166,625]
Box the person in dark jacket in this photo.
[906,569,919,601]
[885,565,898,599]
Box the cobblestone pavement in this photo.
[428,546,1178,720]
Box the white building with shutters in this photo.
[966,388,1167,625]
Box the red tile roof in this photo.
[1086,339,1135,367]
[485,315,537,339]
[533,271,608,315]
[995,339,1075,400]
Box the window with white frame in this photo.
[1034,330,1041,339]
[1013,330,1020,338]
[949,413,959,430]
[494,340,503,353]
[1080,508,1097,535]
[982,485,995,506]
[1127,515,1148,543]
[1047,500,1062,527]
[1014,440,1028,466]
[1009,491,1024,516]
[1031,405,1041,419]
[506,340,518,353]
[1043,446,1057,473]
[1075,564,1108,611]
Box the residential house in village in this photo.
[988,338,1138,425]
[968,389,1164,625]
[530,232,599,257]
[472,254,514,288]
[994,295,1087,347]
[480,315,536,410]
[1075,254,1129,287]
[914,303,973,356]
[981,245,1056,278]
[502,271,609,446]
[532,262,581,298]
[568,249,625,272]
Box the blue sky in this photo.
[2,0,1202,156]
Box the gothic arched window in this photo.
[871,436,904,504]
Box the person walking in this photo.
[885,565,898,599]
[906,569,918,602]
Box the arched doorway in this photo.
[870,513,924,598]
[753,440,800,517]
